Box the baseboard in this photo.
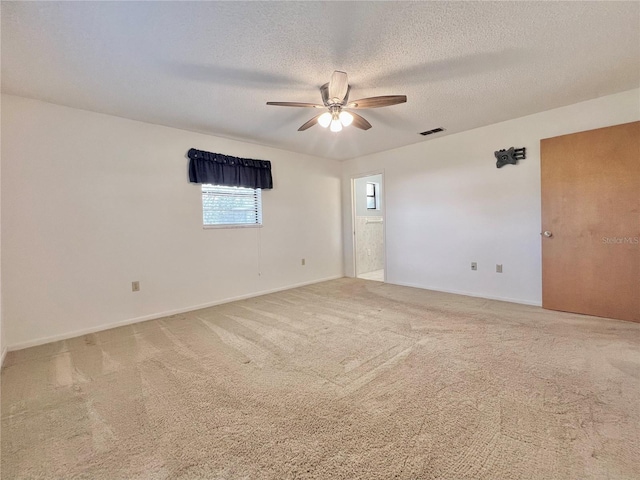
[7,275,344,352]
[386,280,542,307]
[1,347,7,369]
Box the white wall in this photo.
[3,89,638,349]
[0,94,4,365]
[1,94,343,349]
[342,89,640,305]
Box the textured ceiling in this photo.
[2,1,639,161]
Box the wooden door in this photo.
[541,121,640,322]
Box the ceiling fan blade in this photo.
[298,114,321,131]
[350,112,372,130]
[266,102,324,108]
[347,95,407,109]
[320,83,330,105]
[328,71,349,102]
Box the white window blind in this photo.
[201,184,262,227]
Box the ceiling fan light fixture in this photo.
[339,111,353,127]
[318,112,332,128]
[266,71,406,133]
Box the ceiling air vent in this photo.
[419,127,445,136]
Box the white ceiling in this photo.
[2,1,639,161]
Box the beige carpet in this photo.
[2,278,640,479]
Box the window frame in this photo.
[201,184,263,229]
[366,182,379,210]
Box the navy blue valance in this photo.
[188,148,273,189]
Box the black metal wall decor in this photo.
[495,147,526,168]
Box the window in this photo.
[201,184,262,227]
[366,182,379,210]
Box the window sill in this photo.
[203,224,263,230]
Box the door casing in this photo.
[351,170,386,281]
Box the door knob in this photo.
[543,231,553,238]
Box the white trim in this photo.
[387,280,542,307]
[7,275,343,352]
[351,177,357,277]
[1,348,7,369]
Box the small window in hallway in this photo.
[366,182,378,210]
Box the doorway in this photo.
[353,173,385,282]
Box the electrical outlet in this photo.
[471,262,477,271]
[301,258,306,266]
[132,281,140,292]
[496,264,503,273]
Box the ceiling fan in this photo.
[266,71,407,132]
